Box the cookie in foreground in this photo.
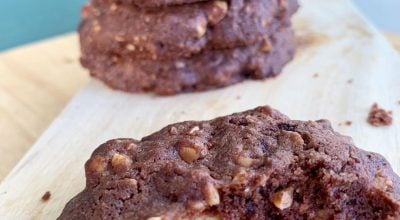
[58,106,400,219]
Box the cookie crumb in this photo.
[345,121,352,126]
[236,96,241,100]
[41,191,51,202]
[347,79,353,84]
[312,73,319,78]
[367,103,393,127]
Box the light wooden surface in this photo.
[0,35,89,180]
[0,0,400,218]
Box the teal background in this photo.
[0,0,86,51]
[0,1,398,52]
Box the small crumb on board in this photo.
[338,121,352,126]
[367,103,393,127]
[345,121,352,126]
[41,191,51,202]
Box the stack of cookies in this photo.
[79,0,299,95]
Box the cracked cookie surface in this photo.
[59,106,400,219]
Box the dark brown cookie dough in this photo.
[59,106,400,219]
[82,27,295,95]
[80,0,298,59]
[129,0,209,8]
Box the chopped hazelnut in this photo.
[169,126,178,134]
[175,61,186,69]
[125,178,138,187]
[179,146,200,163]
[260,37,272,52]
[255,174,268,187]
[92,8,101,16]
[271,187,294,210]
[231,168,248,185]
[262,19,270,27]
[376,175,394,191]
[88,155,107,173]
[114,35,124,42]
[195,19,207,37]
[126,44,136,51]
[278,131,304,148]
[110,3,118,11]
[188,126,200,135]
[207,1,228,25]
[111,56,119,63]
[111,153,132,171]
[237,155,254,168]
[92,21,101,32]
[193,215,220,220]
[187,200,206,211]
[203,182,220,206]
[147,217,162,220]
[125,142,136,151]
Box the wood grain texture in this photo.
[0,34,89,180]
[0,0,400,219]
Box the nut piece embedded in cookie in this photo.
[147,217,162,220]
[187,200,206,211]
[203,182,220,206]
[87,155,107,173]
[237,155,254,167]
[111,153,132,171]
[179,147,200,163]
[207,1,228,25]
[271,187,294,210]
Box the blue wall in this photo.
[0,0,86,51]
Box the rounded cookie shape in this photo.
[128,0,209,8]
[81,27,295,95]
[80,0,298,60]
[58,106,400,219]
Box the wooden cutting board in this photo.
[1,0,400,219]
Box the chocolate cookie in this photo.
[81,0,298,59]
[59,106,400,219]
[82,26,295,95]
[116,0,209,8]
